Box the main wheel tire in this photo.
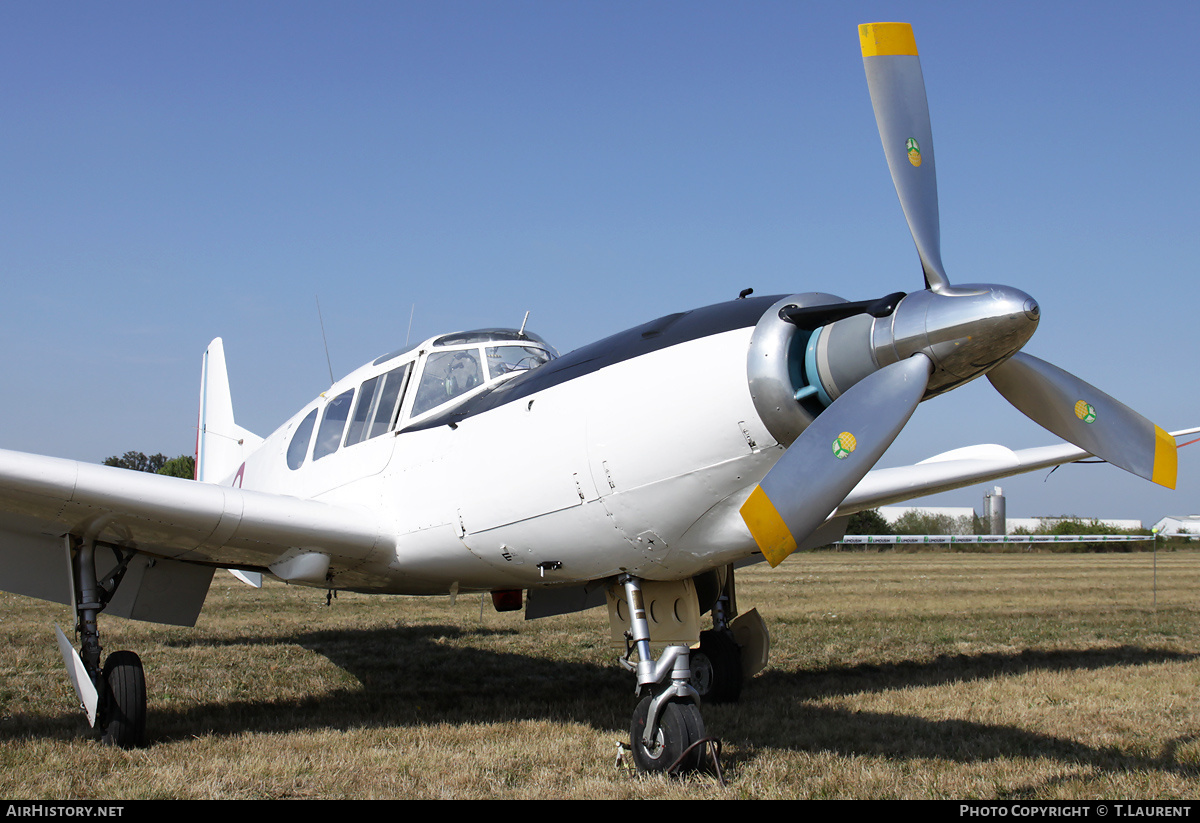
[99,651,146,748]
[690,630,743,704]
[629,694,706,773]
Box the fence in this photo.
[837,534,1158,545]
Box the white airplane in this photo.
[0,22,1185,774]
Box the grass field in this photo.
[2,550,1198,799]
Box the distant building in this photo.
[1150,515,1200,535]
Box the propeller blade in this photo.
[988,352,1177,488]
[859,22,949,292]
[741,354,933,567]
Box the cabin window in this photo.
[345,363,411,447]
[411,349,483,417]
[368,364,410,438]
[313,389,355,460]
[286,408,318,470]
[344,375,380,447]
[485,345,552,379]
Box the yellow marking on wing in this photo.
[859,22,918,57]
[1152,425,1178,489]
[740,485,797,568]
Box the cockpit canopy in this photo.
[286,328,556,471]
[410,337,555,417]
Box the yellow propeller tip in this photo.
[859,22,918,57]
[740,486,797,567]
[1153,426,1178,489]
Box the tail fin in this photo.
[197,338,263,484]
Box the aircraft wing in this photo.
[837,426,1199,515]
[836,442,1088,515]
[0,448,393,625]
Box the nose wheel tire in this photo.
[98,650,146,748]
[630,694,706,773]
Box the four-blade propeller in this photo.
[741,22,1176,568]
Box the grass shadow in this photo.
[715,644,1200,779]
[150,623,629,743]
[770,644,1199,701]
[6,623,1198,785]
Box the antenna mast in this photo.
[316,297,335,384]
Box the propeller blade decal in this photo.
[988,352,1177,488]
[741,354,933,567]
[860,22,949,292]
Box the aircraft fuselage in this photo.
[233,296,800,594]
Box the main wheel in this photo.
[98,651,146,748]
[690,630,743,704]
[629,694,706,773]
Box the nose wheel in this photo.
[630,691,706,773]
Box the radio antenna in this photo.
[518,310,530,338]
[405,303,416,346]
[316,296,335,385]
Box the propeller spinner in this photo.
[741,23,1176,568]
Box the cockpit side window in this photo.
[411,348,483,417]
[286,408,319,470]
[313,388,355,460]
[485,345,552,379]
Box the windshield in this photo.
[407,342,555,420]
[410,349,484,417]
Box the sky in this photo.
[2,1,1197,526]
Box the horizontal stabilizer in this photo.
[228,569,263,588]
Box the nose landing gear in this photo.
[614,574,710,774]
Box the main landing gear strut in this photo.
[690,569,744,705]
[617,574,708,773]
[58,537,147,747]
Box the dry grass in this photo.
[1,550,1198,799]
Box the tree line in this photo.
[103,451,195,479]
